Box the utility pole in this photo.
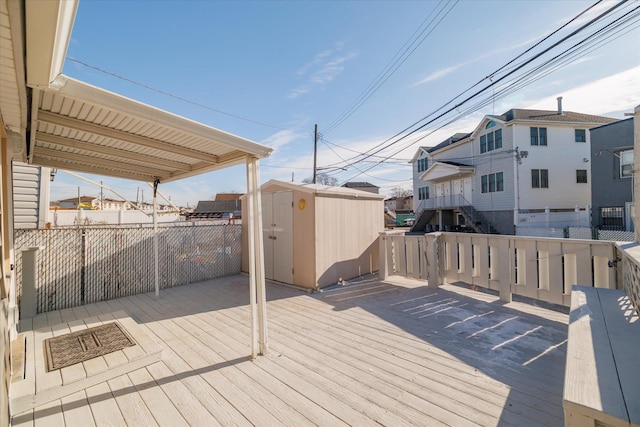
[313,124,318,184]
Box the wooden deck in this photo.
[11,274,569,426]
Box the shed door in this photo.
[262,192,293,284]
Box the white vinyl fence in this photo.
[380,231,619,307]
[15,223,241,314]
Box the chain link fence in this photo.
[515,226,634,242]
[15,223,242,314]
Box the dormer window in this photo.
[417,157,429,173]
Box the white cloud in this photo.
[525,66,640,116]
[288,44,358,99]
[261,129,304,150]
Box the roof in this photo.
[419,161,475,182]
[427,133,471,154]
[589,117,633,132]
[193,200,242,213]
[495,109,617,125]
[409,146,432,163]
[58,195,95,203]
[260,180,385,200]
[341,182,380,189]
[1,0,272,185]
[29,76,272,183]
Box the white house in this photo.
[411,99,617,234]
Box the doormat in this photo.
[44,322,136,372]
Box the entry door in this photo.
[463,178,472,203]
[262,192,293,284]
[453,180,462,204]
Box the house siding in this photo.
[590,118,634,229]
[12,162,49,229]
[514,124,591,210]
[472,122,515,212]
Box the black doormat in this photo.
[44,322,136,372]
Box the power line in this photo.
[319,0,622,171]
[66,57,289,131]
[328,1,633,183]
[323,0,459,135]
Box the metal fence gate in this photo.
[15,223,242,314]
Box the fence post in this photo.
[20,247,42,319]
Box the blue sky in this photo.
[52,0,640,207]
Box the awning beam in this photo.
[36,132,192,171]
[37,110,221,164]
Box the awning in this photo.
[28,75,272,183]
[419,161,475,182]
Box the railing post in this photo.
[379,232,389,281]
[497,238,512,303]
[426,232,443,288]
[21,246,42,319]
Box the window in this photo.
[576,169,587,183]
[485,120,496,129]
[481,172,503,193]
[417,157,429,173]
[600,206,624,230]
[418,186,430,200]
[620,149,633,178]
[480,128,502,153]
[530,127,547,146]
[495,128,502,149]
[575,129,586,142]
[532,169,549,188]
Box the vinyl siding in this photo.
[413,142,473,209]
[472,122,515,211]
[514,125,591,209]
[12,162,49,229]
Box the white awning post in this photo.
[153,179,160,298]
[246,159,259,358]
[251,158,269,355]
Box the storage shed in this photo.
[242,180,385,290]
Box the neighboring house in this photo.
[187,199,242,220]
[590,117,634,231]
[384,197,398,212]
[12,162,51,229]
[341,182,380,194]
[384,195,413,213]
[411,98,617,234]
[57,195,97,209]
[94,198,131,210]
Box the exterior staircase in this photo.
[410,196,498,234]
[458,204,497,234]
[410,210,435,233]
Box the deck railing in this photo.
[380,231,622,308]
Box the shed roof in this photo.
[262,180,385,200]
[341,181,380,189]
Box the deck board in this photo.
[12,274,569,426]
